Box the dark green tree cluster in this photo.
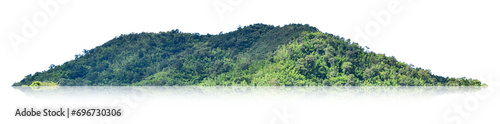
[12,24,484,86]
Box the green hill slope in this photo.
[12,24,484,86]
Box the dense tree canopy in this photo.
[12,24,485,86]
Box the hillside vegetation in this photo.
[12,24,484,86]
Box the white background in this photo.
[3,86,500,124]
[1,0,500,124]
[1,0,499,85]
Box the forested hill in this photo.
[13,24,484,86]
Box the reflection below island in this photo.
[12,86,485,101]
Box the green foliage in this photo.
[12,24,484,86]
[29,81,59,91]
[29,81,59,87]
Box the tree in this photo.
[341,62,353,74]
[49,64,56,69]
[83,49,89,55]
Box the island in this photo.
[12,24,485,86]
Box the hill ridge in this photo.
[13,23,484,86]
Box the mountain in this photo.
[12,24,484,86]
